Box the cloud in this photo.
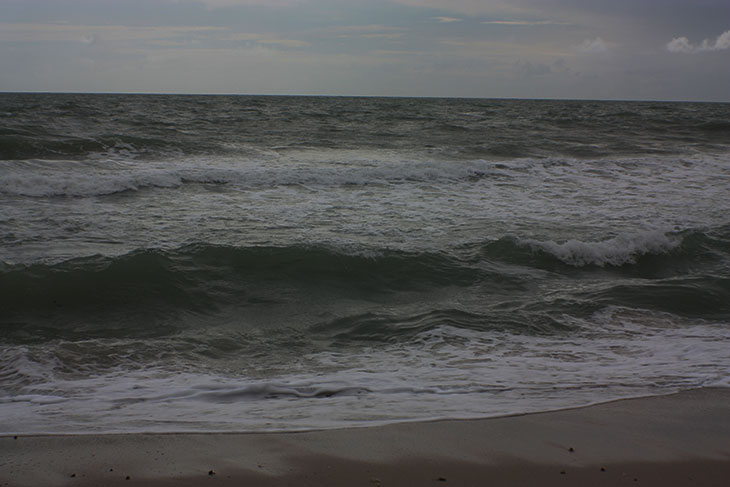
[195,0,305,6]
[432,17,463,23]
[256,39,310,48]
[219,33,267,42]
[0,22,311,54]
[714,30,730,50]
[361,33,404,40]
[0,23,226,43]
[481,20,569,26]
[667,29,730,53]
[666,37,693,53]
[329,25,400,33]
[393,0,514,16]
[326,25,406,37]
[576,37,608,54]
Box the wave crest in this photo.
[520,231,680,267]
[3,228,727,340]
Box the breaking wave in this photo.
[519,231,680,267]
[3,228,729,341]
[0,158,506,198]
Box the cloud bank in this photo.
[667,29,730,53]
[2,0,730,101]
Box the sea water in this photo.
[1,94,729,433]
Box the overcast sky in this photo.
[1,0,729,101]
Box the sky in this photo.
[1,0,729,101]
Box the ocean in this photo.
[1,93,729,434]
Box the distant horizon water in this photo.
[2,91,730,104]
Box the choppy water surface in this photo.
[1,94,729,433]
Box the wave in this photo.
[480,228,730,273]
[0,158,508,198]
[698,121,730,133]
[0,244,488,340]
[520,231,680,267]
[0,164,189,198]
[0,132,193,162]
[313,309,491,342]
[582,277,730,320]
[2,228,728,339]
[185,383,371,402]
[5,150,727,199]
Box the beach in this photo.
[3,388,729,486]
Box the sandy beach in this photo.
[2,388,729,486]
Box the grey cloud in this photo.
[667,29,730,53]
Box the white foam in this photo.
[0,154,500,198]
[1,307,728,434]
[520,230,680,266]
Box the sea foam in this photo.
[520,231,680,267]
[0,156,501,198]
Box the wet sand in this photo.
[2,388,729,486]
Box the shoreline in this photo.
[4,386,722,438]
[2,387,729,486]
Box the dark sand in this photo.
[2,388,729,486]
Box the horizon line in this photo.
[0,90,727,104]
